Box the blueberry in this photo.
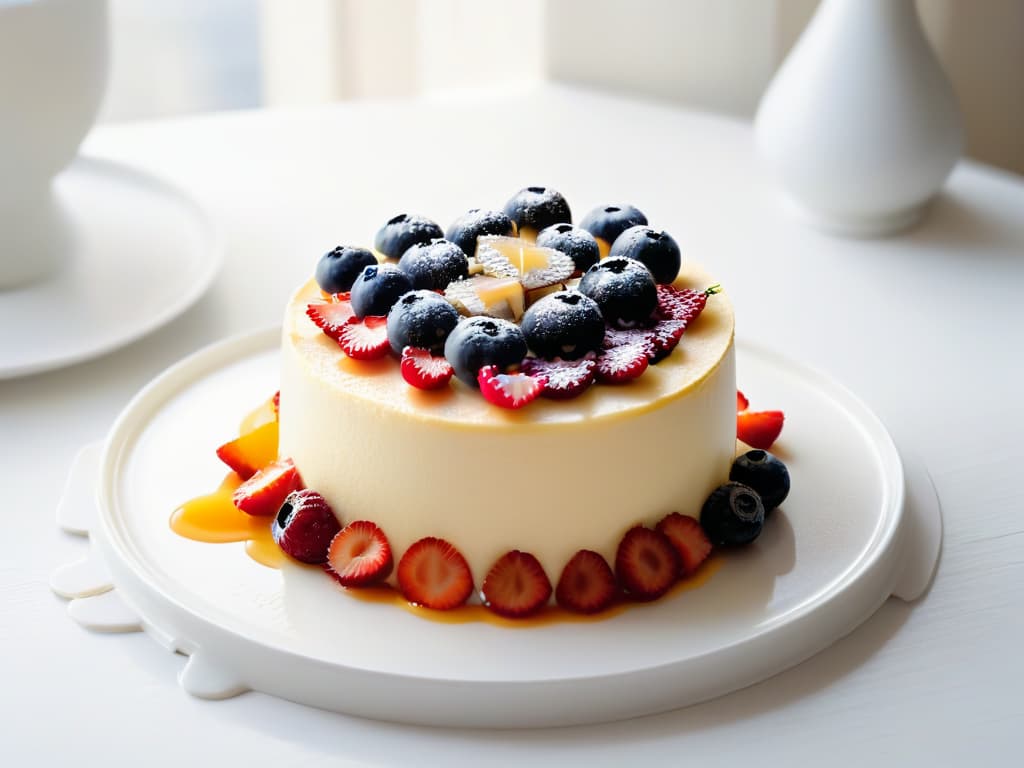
[374,213,443,259]
[577,256,657,326]
[521,290,604,361]
[445,209,516,259]
[502,186,572,234]
[535,224,600,274]
[700,482,765,547]
[397,238,469,290]
[730,450,790,513]
[314,246,378,294]
[443,316,528,387]
[350,263,414,318]
[579,204,648,245]
[609,226,681,285]
[386,290,460,355]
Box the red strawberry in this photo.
[655,284,721,327]
[595,341,650,383]
[272,390,280,417]
[272,489,340,564]
[737,410,785,449]
[655,513,712,577]
[215,420,279,480]
[397,537,474,610]
[481,551,553,618]
[306,297,356,341]
[337,316,390,359]
[736,390,749,412]
[614,525,680,601]
[400,347,454,390]
[648,318,687,361]
[477,365,546,409]
[326,520,393,587]
[602,326,656,355]
[555,550,618,614]
[232,458,302,516]
[520,357,596,400]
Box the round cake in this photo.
[279,262,736,584]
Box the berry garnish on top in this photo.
[397,536,474,610]
[579,203,648,247]
[502,186,572,235]
[700,482,765,547]
[306,295,356,341]
[535,223,601,274]
[272,489,341,564]
[374,213,443,259]
[326,520,393,586]
[350,263,414,318]
[315,246,377,294]
[555,549,618,614]
[397,238,469,290]
[578,256,658,327]
[477,365,546,409]
[615,525,680,601]
[595,339,650,383]
[609,226,681,285]
[730,450,790,512]
[655,284,721,327]
[232,458,303,517]
[401,347,455,389]
[443,316,528,387]
[520,357,596,400]
[481,550,553,618]
[520,290,605,361]
[445,209,516,259]
[386,290,460,355]
[337,316,391,359]
[655,513,712,576]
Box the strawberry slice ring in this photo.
[477,365,547,409]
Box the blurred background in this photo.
[102,0,1024,174]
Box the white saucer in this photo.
[53,330,941,728]
[0,156,222,378]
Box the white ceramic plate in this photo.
[0,156,222,378]
[59,329,941,728]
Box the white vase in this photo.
[754,0,962,237]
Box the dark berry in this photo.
[521,290,604,361]
[445,209,516,259]
[350,263,414,318]
[729,450,790,513]
[609,226,681,284]
[397,238,469,290]
[314,246,377,294]
[443,316,528,387]
[579,204,648,245]
[386,290,460,355]
[535,223,600,274]
[502,186,572,234]
[578,256,657,327]
[700,482,765,547]
[272,490,341,564]
[374,213,443,259]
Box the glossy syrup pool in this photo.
[171,398,723,625]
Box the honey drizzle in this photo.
[171,400,724,624]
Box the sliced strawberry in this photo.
[401,347,454,390]
[737,410,785,449]
[614,525,680,601]
[595,341,649,383]
[216,420,279,479]
[397,537,474,610]
[272,390,281,417]
[326,520,393,587]
[648,318,687,362]
[655,513,712,577]
[555,549,618,614]
[477,365,546,409]
[232,458,302,516]
[338,316,390,359]
[520,357,596,400]
[481,550,553,618]
[655,284,721,327]
[736,390,749,412]
[602,326,656,356]
[306,297,356,341]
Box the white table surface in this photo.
[3,85,1022,766]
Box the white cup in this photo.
[0,0,109,289]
